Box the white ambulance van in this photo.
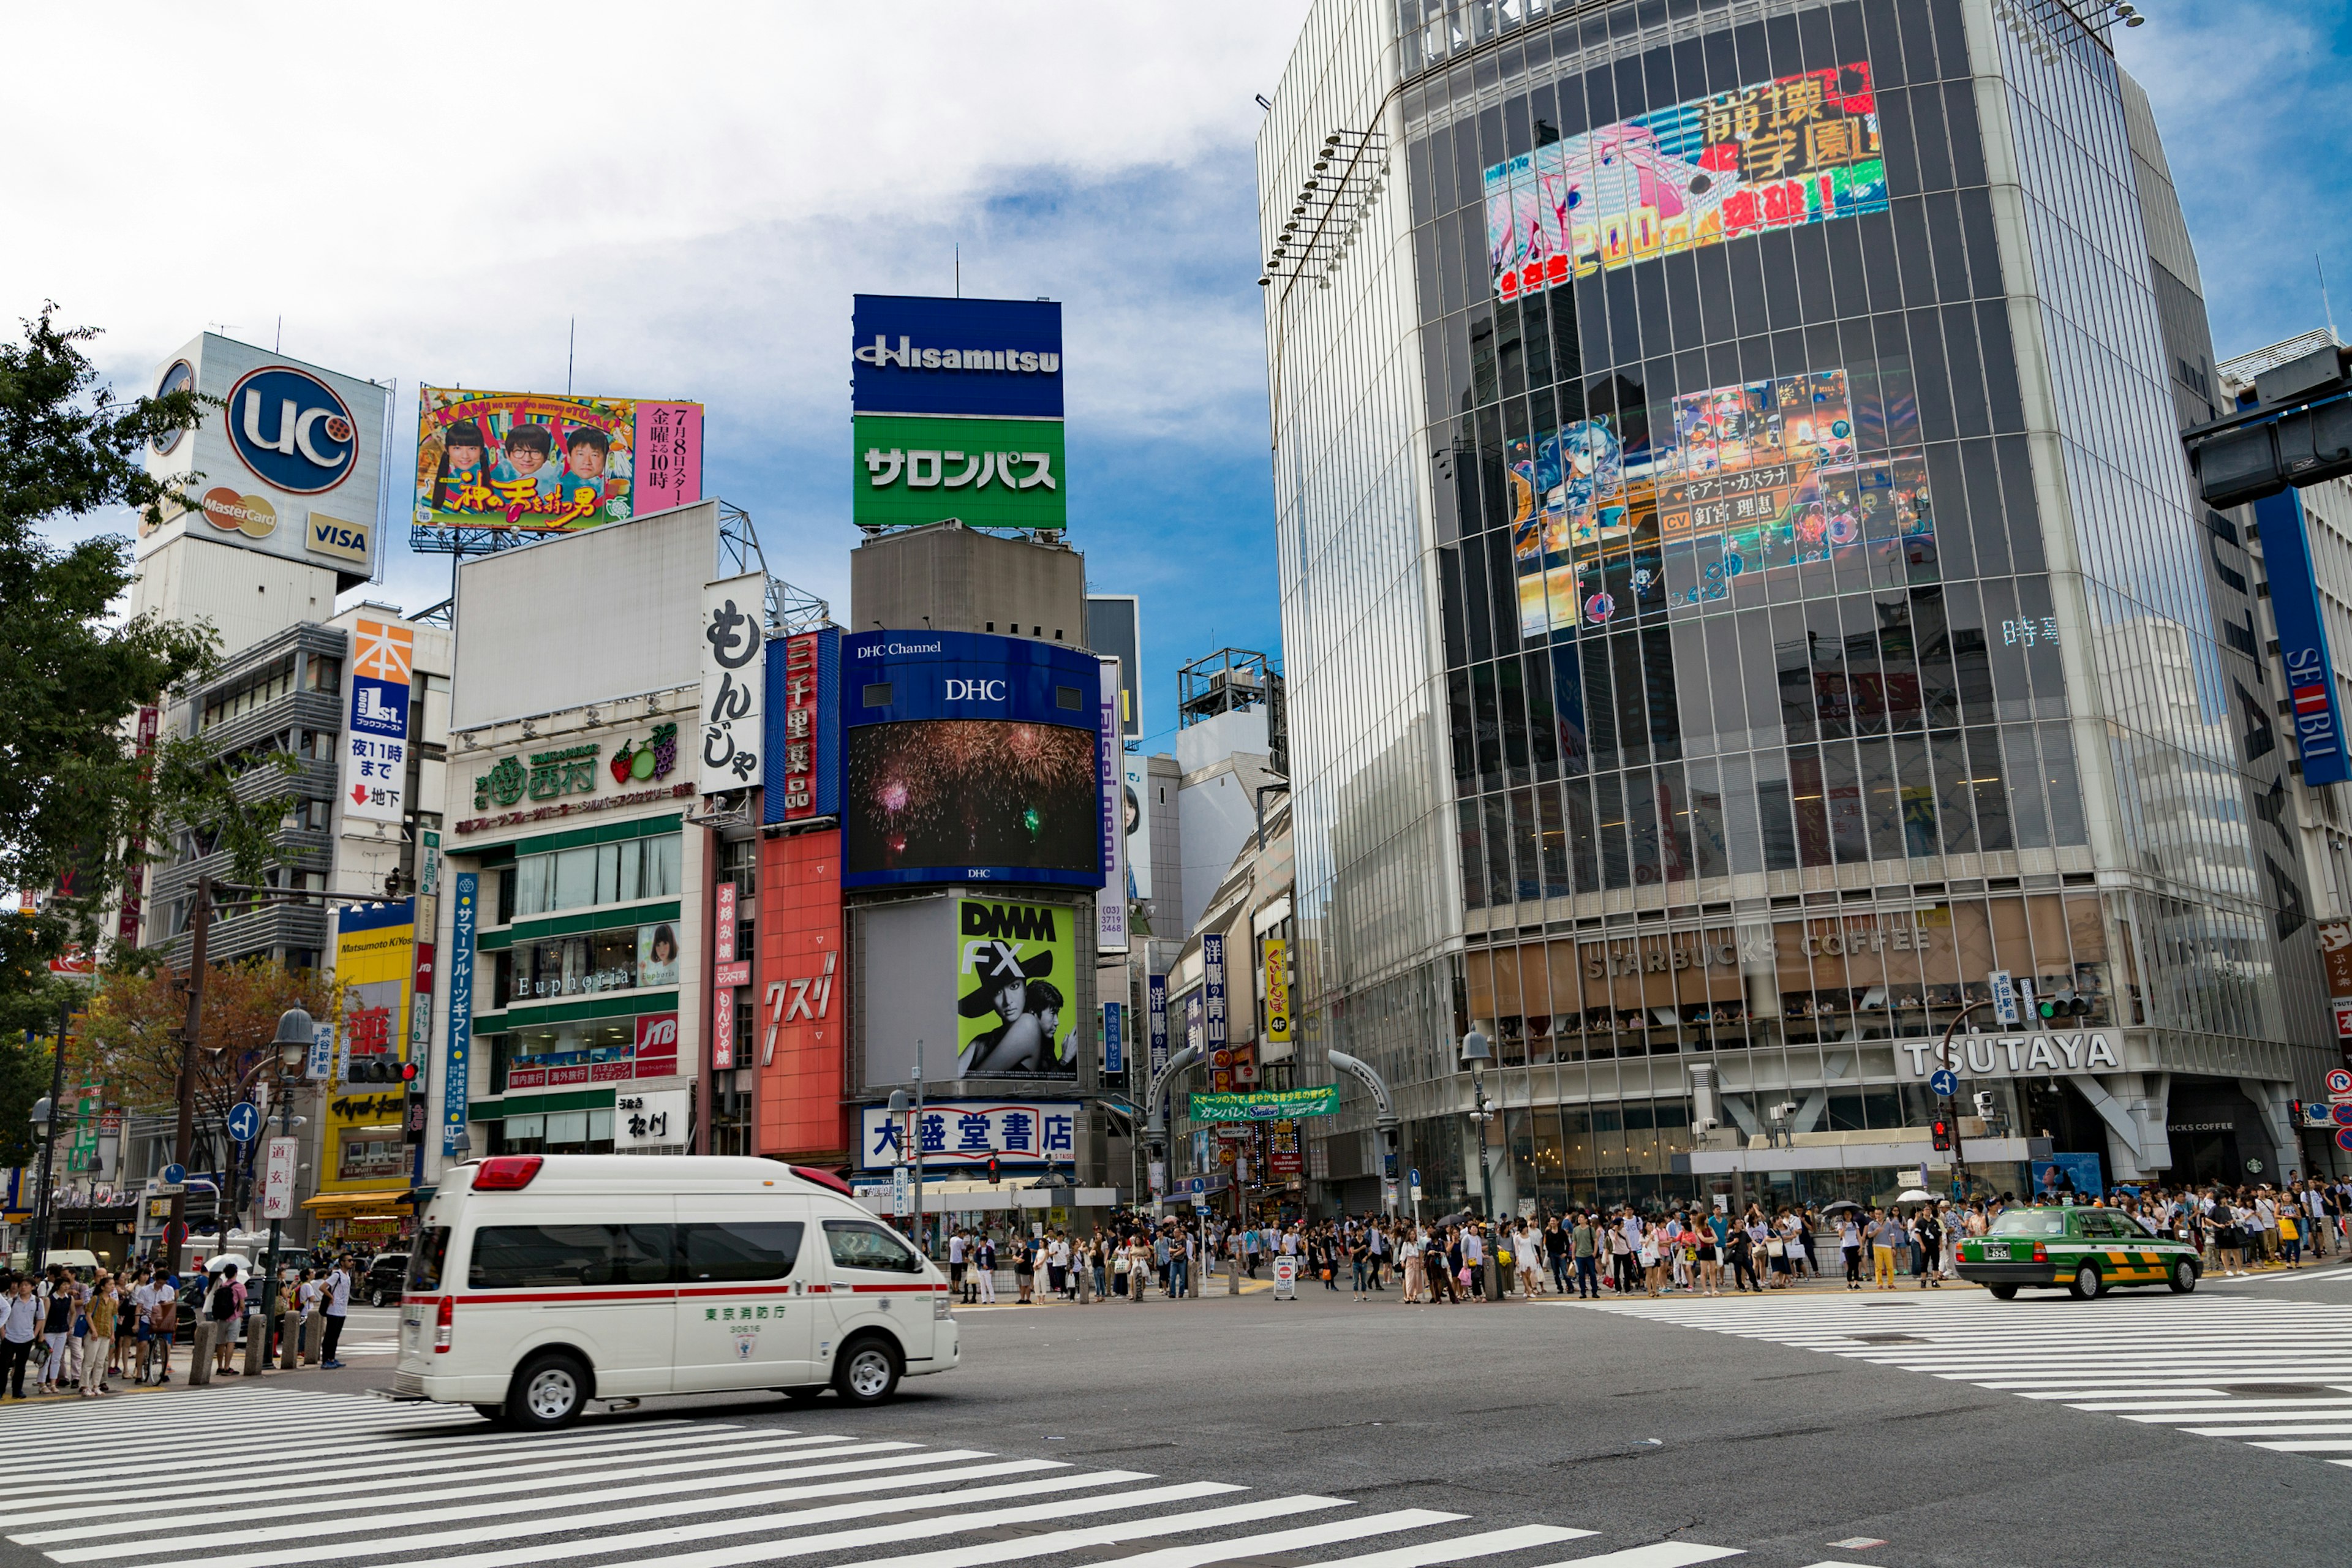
[390,1155,956,1428]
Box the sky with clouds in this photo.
[8,1,2346,754]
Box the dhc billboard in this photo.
[2253,489,2351,786]
[839,630,1106,891]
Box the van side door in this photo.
[816,1215,935,1370]
[674,1197,817,1392]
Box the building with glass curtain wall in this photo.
[1261,0,2337,1216]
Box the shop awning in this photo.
[301,1188,417,1212]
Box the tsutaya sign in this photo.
[1898,1031,2122,1080]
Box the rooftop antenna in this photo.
[2323,254,2340,344]
[274,315,282,352]
[955,244,960,300]
[568,317,576,394]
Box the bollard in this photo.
[302,1311,324,1363]
[244,1309,269,1375]
[187,1322,216,1385]
[281,1315,300,1370]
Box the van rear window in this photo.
[469,1224,674,1287]
[409,1228,450,1293]
[681,1223,804,1283]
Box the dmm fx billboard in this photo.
[138,333,389,578]
[851,295,1065,532]
[328,900,413,1193]
[342,619,412,827]
[2253,489,2351,786]
[956,897,1079,1079]
[415,386,703,534]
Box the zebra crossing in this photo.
[1588,1286,2352,1468]
[0,1387,1877,1568]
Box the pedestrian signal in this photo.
[1931,1119,1953,1152]
[986,1155,1001,1185]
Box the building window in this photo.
[200,655,296,730]
[511,834,682,917]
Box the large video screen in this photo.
[845,720,1101,886]
[1485,61,1887,299]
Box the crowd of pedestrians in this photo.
[1,1251,361,1400]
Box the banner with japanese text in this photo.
[857,1099,1080,1170]
[415,386,702,533]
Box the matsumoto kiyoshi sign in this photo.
[1188,1085,1340,1123]
[1899,1031,2123,1081]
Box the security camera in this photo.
[1697,1117,1719,1133]
[1771,1101,1797,1120]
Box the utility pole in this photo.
[28,995,72,1273]
[168,876,213,1262]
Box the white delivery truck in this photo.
[390,1155,956,1428]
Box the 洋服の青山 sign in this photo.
[1187,1085,1340,1122]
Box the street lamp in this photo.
[27,1095,55,1274]
[1460,1028,1498,1221]
[257,1006,314,1369]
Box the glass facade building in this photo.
[1262,0,2337,1215]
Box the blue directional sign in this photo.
[1410,1167,1421,1188]
[1188,1176,1207,1196]
[226,1102,262,1144]
[160,1163,186,1186]
[1929,1069,1960,1098]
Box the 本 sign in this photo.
[261,1136,299,1220]
[341,619,412,825]
[701,573,765,790]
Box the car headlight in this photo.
[934,1295,954,1322]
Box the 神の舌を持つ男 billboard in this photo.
[955,896,1078,1079]
[1483,59,1887,300]
[415,386,703,533]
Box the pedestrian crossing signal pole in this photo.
[1935,998,1992,1202]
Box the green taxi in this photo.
[1956,1204,2201,1299]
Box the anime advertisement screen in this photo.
[1484,61,1886,300]
[415,386,703,533]
[954,896,1078,1079]
[844,720,1101,888]
[1510,366,1934,637]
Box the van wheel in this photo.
[2068,1262,2104,1300]
[507,1352,591,1430]
[1987,1285,2018,1300]
[833,1338,901,1406]
[2169,1259,2198,1294]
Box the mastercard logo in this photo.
[201,487,278,539]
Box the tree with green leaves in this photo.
[0,305,293,992]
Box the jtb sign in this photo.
[2254,489,2351,785]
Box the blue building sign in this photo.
[851,295,1063,419]
[442,872,477,1156]
[2253,490,2351,786]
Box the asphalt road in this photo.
[4,1272,2348,1568]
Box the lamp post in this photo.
[258,1007,314,1369]
[1934,999,1993,1201]
[1460,1027,1498,1221]
[27,1095,55,1274]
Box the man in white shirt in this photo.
[948,1231,971,1305]
[321,1259,352,1368]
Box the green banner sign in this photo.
[853,413,1067,530]
[1187,1085,1340,1123]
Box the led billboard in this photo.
[415,386,703,533]
[1509,365,1934,635]
[138,333,389,579]
[841,630,1108,890]
[954,896,1079,1078]
[1484,61,1886,299]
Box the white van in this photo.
[390,1155,956,1428]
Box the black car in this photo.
[365,1253,410,1308]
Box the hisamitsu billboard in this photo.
[851,295,1063,419]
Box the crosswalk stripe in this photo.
[1050,1509,1467,1568]
[0,1411,494,1488]
[731,1494,1354,1568]
[1269,1523,1594,1568]
[0,1422,736,1517]
[119,1465,1142,1568]
[1526,1545,1742,1567]
[0,1397,466,1462]
[24,1438,932,1548]
[345,1477,1256,1568]
[1587,1289,2352,1464]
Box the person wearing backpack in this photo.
[209,1264,245,1378]
[320,1256,352,1369]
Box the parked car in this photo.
[366,1253,410,1308]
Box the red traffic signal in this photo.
[986,1155,1001,1186]
[1931,1119,1953,1152]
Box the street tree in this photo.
[0,305,294,989]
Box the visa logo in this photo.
[307,514,371,562]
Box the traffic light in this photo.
[1931,1118,1953,1152]
[2037,989,2094,1023]
[2291,1098,2306,1126]
[398,1058,420,1085]
[986,1155,1001,1186]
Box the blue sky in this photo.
[8,2,2346,760]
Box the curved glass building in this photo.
[1259,0,2332,1214]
